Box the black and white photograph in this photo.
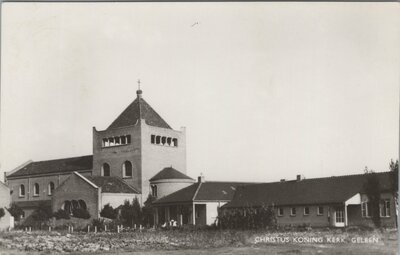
[0,2,398,254]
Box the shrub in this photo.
[142,194,156,227]
[100,204,117,219]
[0,208,5,219]
[53,209,70,220]
[31,202,52,222]
[218,205,277,230]
[8,203,24,220]
[92,218,105,231]
[120,198,142,227]
[72,208,90,219]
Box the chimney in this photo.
[198,174,205,183]
[280,179,286,182]
[296,174,305,181]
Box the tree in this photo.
[363,171,381,228]
[31,202,52,222]
[142,194,156,227]
[8,203,24,220]
[100,203,117,219]
[120,198,142,227]
[0,208,5,219]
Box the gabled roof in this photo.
[7,155,93,178]
[86,176,139,194]
[149,167,194,182]
[153,181,252,205]
[107,92,171,130]
[223,171,393,209]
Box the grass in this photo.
[0,228,397,254]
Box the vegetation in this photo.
[0,208,5,219]
[389,159,398,201]
[363,168,381,228]
[100,204,117,219]
[218,205,277,230]
[142,194,156,227]
[120,198,142,227]
[53,209,70,220]
[72,208,90,219]
[8,203,24,220]
[31,202,53,222]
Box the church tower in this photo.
[92,88,187,203]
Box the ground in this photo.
[0,228,397,254]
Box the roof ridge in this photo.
[114,176,141,193]
[31,154,92,164]
[192,182,202,201]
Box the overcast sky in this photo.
[1,3,399,183]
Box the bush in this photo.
[142,194,156,227]
[218,205,277,230]
[53,209,70,220]
[100,204,117,219]
[8,203,24,220]
[120,198,142,227]
[72,208,90,219]
[92,218,106,231]
[0,208,5,219]
[31,202,52,222]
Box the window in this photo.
[48,182,55,195]
[277,208,284,216]
[173,138,178,147]
[290,207,296,216]
[151,135,155,144]
[102,135,131,148]
[156,136,161,144]
[336,209,344,223]
[380,200,391,217]
[317,206,324,215]
[151,185,158,197]
[102,163,110,176]
[361,201,371,218]
[19,184,25,197]
[122,161,133,178]
[33,183,40,196]
[304,207,310,215]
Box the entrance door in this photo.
[334,208,345,227]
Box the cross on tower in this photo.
[137,79,141,90]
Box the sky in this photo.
[1,3,399,183]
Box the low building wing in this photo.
[87,176,140,194]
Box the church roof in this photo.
[149,167,194,182]
[7,155,93,178]
[86,176,140,194]
[107,91,172,130]
[222,171,393,209]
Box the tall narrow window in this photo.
[304,207,310,215]
[102,163,110,176]
[48,182,55,195]
[290,207,296,216]
[277,208,284,216]
[156,136,161,145]
[172,138,178,147]
[161,137,166,145]
[33,183,40,196]
[19,184,25,197]
[122,161,133,178]
[151,185,158,197]
[361,202,371,217]
[380,200,391,217]
[126,135,131,144]
[121,136,127,145]
[151,135,155,144]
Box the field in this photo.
[0,228,397,254]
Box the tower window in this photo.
[151,135,155,144]
[33,183,40,196]
[102,163,110,176]
[48,182,55,195]
[102,134,131,148]
[122,161,133,178]
[151,184,158,197]
[161,136,166,145]
[156,136,161,145]
[19,184,25,197]
[173,138,178,147]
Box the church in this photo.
[5,88,188,220]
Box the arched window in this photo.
[48,182,55,195]
[78,200,87,210]
[102,163,110,176]
[19,184,25,197]
[72,200,79,210]
[33,183,40,196]
[122,161,133,178]
[151,185,158,197]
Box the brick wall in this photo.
[276,205,331,227]
[52,173,99,219]
[141,123,186,201]
[92,125,142,192]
